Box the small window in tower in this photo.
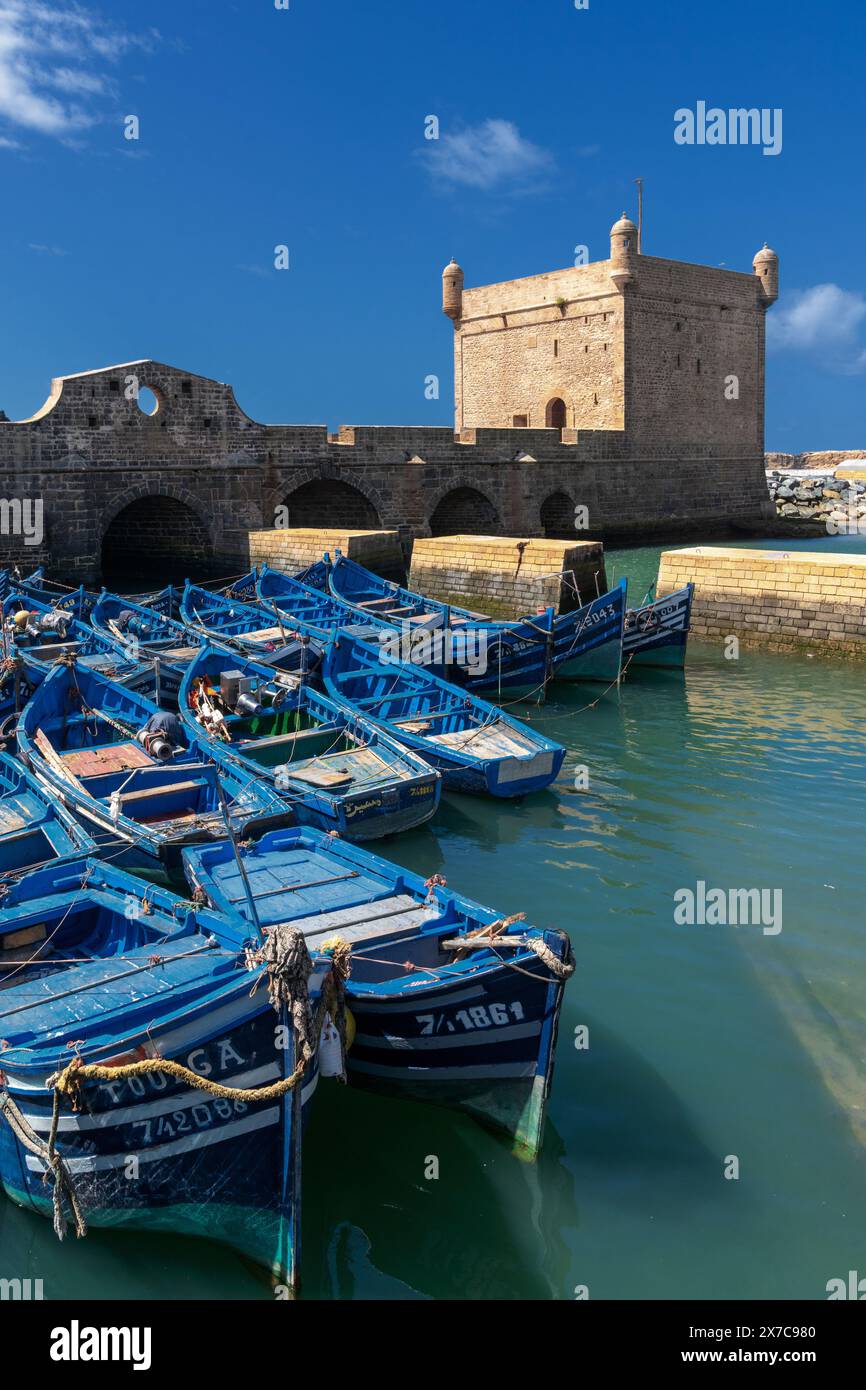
[88,415,98,427]
[675,322,682,332]
[593,392,598,406]
[553,340,559,358]
[513,414,528,428]
[182,380,192,395]
[603,343,608,351]
[696,359,701,374]
[109,379,120,393]
[584,345,589,354]
[677,353,681,368]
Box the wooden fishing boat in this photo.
[179,645,441,839]
[183,826,575,1160]
[179,581,331,676]
[16,662,293,877]
[267,555,627,693]
[90,586,184,645]
[622,583,694,669]
[322,631,566,796]
[12,578,97,625]
[3,591,161,694]
[0,855,328,1289]
[0,750,95,876]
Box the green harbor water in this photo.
[3,536,865,1300]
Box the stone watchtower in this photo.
[442,213,779,468]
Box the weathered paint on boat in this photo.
[623,583,693,669]
[0,856,325,1287]
[0,749,96,876]
[178,644,441,839]
[16,661,292,877]
[183,826,574,1159]
[322,631,566,796]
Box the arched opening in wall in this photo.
[101,496,213,587]
[281,479,381,530]
[540,491,576,539]
[545,398,567,431]
[429,487,501,537]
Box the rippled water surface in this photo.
[3,539,865,1300]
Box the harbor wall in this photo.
[408,536,607,619]
[0,359,773,584]
[248,527,404,580]
[657,546,866,655]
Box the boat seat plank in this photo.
[119,779,206,805]
[279,894,432,944]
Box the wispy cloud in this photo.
[28,241,67,256]
[768,284,866,374]
[0,1,159,147]
[419,118,554,193]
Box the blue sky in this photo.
[0,0,863,451]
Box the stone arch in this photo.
[540,491,577,538]
[278,477,383,530]
[100,485,214,585]
[545,397,568,430]
[428,486,502,537]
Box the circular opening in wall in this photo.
[136,386,160,417]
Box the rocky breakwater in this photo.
[766,470,866,533]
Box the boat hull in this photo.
[622,584,693,670]
[0,997,316,1285]
[347,928,570,1159]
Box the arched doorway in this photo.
[101,496,213,586]
[429,487,501,537]
[281,479,381,529]
[540,491,576,538]
[545,398,567,430]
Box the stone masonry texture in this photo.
[657,546,866,656]
[0,227,777,587]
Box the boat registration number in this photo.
[416,1000,525,1034]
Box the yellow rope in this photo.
[49,1052,310,1111]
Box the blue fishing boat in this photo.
[3,591,161,694]
[622,583,694,669]
[266,554,627,693]
[179,581,331,675]
[184,826,575,1159]
[16,662,292,877]
[183,578,378,653]
[0,856,328,1289]
[90,586,183,645]
[179,645,441,839]
[12,578,97,624]
[0,750,95,876]
[322,631,566,796]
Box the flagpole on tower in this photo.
[634,178,644,254]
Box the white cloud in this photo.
[768,283,866,372]
[420,118,554,192]
[0,1,157,144]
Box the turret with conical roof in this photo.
[609,212,638,291]
[442,259,464,323]
[753,244,779,305]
